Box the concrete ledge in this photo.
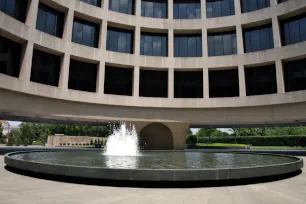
[4,151,303,182]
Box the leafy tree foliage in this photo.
[196,128,230,138]
[6,123,112,146]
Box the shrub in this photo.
[63,143,66,146]
[59,143,62,146]
[197,135,306,147]
[67,143,70,146]
[186,135,198,148]
[32,141,44,146]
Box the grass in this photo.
[251,146,306,149]
[196,143,248,148]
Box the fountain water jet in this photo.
[104,123,139,156]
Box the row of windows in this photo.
[2,35,306,98]
[2,0,291,26]
[23,2,303,57]
[0,37,306,98]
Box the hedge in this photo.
[197,136,306,147]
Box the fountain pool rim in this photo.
[4,151,303,182]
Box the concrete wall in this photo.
[47,135,105,147]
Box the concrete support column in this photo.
[63,8,74,41]
[234,0,242,15]
[19,42,34,81]
[236,25,244,54]
[168,29,174,57]
[166,122,190,150]
[272,16,282,48]
[203,67,209,98]
[100,20,108,51]
[25,0,39,28]
[201,0,206,19]
[96,61,105,94]
[168,68,174,98]
[134,26,141,55]
[168,0,173,19]
[133,66,140,97]
[58,53,70,89]
[276,60,285,94]
[202,29,208,57]
[135,0,141,17]
[103,0,109,9]
[238,65,246,97]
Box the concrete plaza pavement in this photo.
[0,156,306,204]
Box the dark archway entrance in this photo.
[139,123,174,150]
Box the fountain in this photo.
[4,122,304,183]
[104,123,139,156]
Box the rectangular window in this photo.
[140,70,168,97]
[243,24,274,53]
[245,64,277,96]
[80,0,102,7]
[140,32,167,56]
[174,71,203,98]
[209,69,239,98]
[173,0,201,19]
[278,0,288,3]
[104,66,133,96]
[142,0,167,18]
[0,35,22,78]
[241,0,270,13]
[36,4,64,38]
[109,0,135,15]
[174,34,202,57]
[0,0,28,22]
[206,0,235,18]
[72,18,100,48]
[68,59,97,92]
[30,49,61,87]
[106,27,134,54]
[283,58,306,92]
[208,31,237,56]
[280,13,306,46]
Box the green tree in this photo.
[6,130,21,146]
[196,128,217,138]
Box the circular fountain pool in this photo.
[4,151,303,181]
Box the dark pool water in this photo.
[10,151,297,170]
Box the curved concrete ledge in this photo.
[4,151,304,181]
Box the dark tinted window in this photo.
[174,71,203,98]
[80,0,101,7]
[107,27,134,54]
[209,69,239,97]
[0,35,22,77]
[278,0,288,3]
[281,13,306,46]
[206,0,235,18]
[173,0,201,19]
[139,70,168,97]
[243,24,274,53]
[68,59,97,92]
[140,32,167,56]
[109,0,134,15]
[36,4,64,38]
[174,34,202,57]
[141,0,167,18]
[72,18,100,48]
[31,49,61,87]
[241,0,270,13]
[245,64,277,96]
[0,0,28,22]
[208,31,237,56]
[284,58,306,92]
[104,66,133,96]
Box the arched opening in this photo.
[139,123,174,150]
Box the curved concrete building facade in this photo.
[1,0,306,149]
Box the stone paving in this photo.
[0,156,306,204]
